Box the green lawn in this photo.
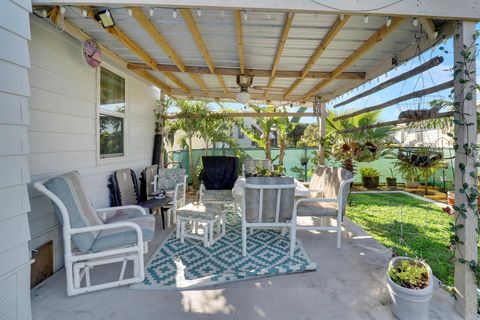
[347,193,455,286]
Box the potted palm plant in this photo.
[360,167,380,189]
[386,257,433,320]
[394,160,420,189]
[386,168,397,189]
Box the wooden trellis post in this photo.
[453,20,477,320]
[318,102,326,165]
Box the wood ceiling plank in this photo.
[234,10,245,74]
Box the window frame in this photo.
[96,63,129,163]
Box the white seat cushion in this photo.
[296,201,338,217]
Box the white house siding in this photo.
[0,0,33,319]
[27,17,159,273]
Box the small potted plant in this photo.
[386,168,397,189]
[386,257,433,320]
[360,167,380,189]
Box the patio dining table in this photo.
[232,176,310,202]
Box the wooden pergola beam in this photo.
[130,6,208,95]
[106,25,191,95]
[283,14,350,99]
[301,17,406,101]
[419,18,437,39]
[179,8,227,96]
[234,10,245,74]
[132,69,172,94]
[126,62,365,80]
[165,111,316,119]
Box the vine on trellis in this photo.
[442,27,480,303]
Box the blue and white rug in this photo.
[130,212,316,290]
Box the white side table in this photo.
[176,203,226,247]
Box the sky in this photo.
[204,22,480,124]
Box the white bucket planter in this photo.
[386,257,433,320]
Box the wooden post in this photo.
[158,92,165,168]
[318,102,326,165]
[453,20,477,320]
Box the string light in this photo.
[339,14,344,21]
[172,9,177,19]
[196,8,201,17]
[386,17,392,27]
[60,6,66,14]
[82,9,87,18]
[412,17,418,27]
[243,10,248,21]
[363,15,369,24]
[149,7,154,17]
[127,8,132,16]
[42,9,47,18]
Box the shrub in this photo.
[388,259,429,289]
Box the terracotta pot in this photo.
[447,191,455,206]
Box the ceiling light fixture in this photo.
[236,90,251,104]
[82,9,88,18]
[386,17,392,27]
[95,10,115,28]
[172,8,177,19]
[41,9,47,18]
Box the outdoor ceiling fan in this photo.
[214,75,285,103]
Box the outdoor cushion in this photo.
[202,190,235,203]
[102,207,147,223]
[201,156,239,190]
[311,166,352,214]
[90,215,155,252]
[45,171,104,253]
[243,159,273,174]
[114,168,138,205]
[296,201,338,217]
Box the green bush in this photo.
[359,167,380,178]
[388,259,429,289]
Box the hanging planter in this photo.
[397,148,443,168]
[352,141,382,162]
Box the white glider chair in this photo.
[34,171,155,296]
[294,166,354,249]
[242,177,297,257]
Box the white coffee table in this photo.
[176,203,226,247]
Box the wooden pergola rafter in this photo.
[301,17,406,101]
[180,8,229,97]
[283,14,351,99]
[130,7,209,95]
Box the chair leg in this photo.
[161,209,166,229]
[336,219,342,249]
[176,218,181,239]
[289,225,296,258]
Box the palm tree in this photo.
[240,105,277,160]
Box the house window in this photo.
[99,67,126,158]
[237,126,244,139]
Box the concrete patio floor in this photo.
[31,215,460,320]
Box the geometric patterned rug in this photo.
[130,211,316,290]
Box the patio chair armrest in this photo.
[95,205,146,222]
[69,221,143,246]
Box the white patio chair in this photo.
[242,177,297,257]
[152,168,188,225]
[293,166,354,249]
[34,171,154,296]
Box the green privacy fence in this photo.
[167,147,456,187]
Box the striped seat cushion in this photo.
[91,215,155,252]
[44,171,104,253]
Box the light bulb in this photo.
[386,17,392,27]
[363,15,368,24]
[243,10,248,21]
[220,10,224,19]
[173,9,177,19]
[197,8,201,17]
[128,8,132,16]
[412,17,418,27]
[339,14,344,21]
[42,9,47,18]
[82,9,87,17]
[149,7,154,17]
[60,6,66,14]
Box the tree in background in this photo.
[240,105,276,160]
[286,123,307,147]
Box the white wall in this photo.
[0,1,33,319]
[27,17,159,272]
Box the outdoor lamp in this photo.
[95,10,115,28]
[236,89,251,104]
